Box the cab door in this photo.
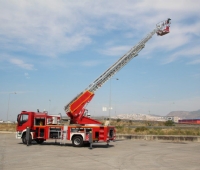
[17,113,30,132]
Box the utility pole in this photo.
[109,78,118,120]
[7,92,17,121]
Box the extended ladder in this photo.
[87,28,156,93]
[64,19,171,116]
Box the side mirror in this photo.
[17,114,20,122]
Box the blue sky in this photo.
[0,0,200,121]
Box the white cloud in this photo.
[24,72,30,79]
[100,45,131,56]
[1,0,200,64]
[162,45,200,64]
[0,0,94,57]
[101,16,200,65]
[81,60,101,67]
[9,58,34,70]
[188,59,200,65]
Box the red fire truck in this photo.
[16,19,171,147]
[16,110,114,147]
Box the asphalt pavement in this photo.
[0,133,200,170]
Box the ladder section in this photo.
[64,19,171,117]
[87,28,158,93]
[64,29,157,113]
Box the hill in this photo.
[167,109,200,119]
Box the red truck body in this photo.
[16,111,115,147]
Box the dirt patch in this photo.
[0,123,16,132]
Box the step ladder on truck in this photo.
[16,18,171,147]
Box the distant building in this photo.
[178,119,200,124]
[164,116,180,123]
[6,120,13,123]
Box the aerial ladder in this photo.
[64,19,171,125]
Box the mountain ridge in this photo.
[167,109,200,119]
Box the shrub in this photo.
[164,120,175,126]
[135,126,148,132]
[117,118,121,122]
[145,121,152,126]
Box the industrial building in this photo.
[178,119,200,124]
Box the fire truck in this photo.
[16,19,171,147]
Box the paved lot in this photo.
[0,133,200,170]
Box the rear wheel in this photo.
[72,136,83,147]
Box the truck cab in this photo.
[16,111,62,144]
[16,111,33,142]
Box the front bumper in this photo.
[16,131,22,139]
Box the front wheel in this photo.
[72,136,83,147]
[22,134,31,145]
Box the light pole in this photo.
[109,78,118,120]
[7,92,17,121]
[49,99,51,114]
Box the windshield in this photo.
[18,114,29,125]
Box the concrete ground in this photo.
[0,133,200,170]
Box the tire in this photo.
[22,134,26,144]
[72,136,83,147]
[36,139,44,144]
[22,134,32,145]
